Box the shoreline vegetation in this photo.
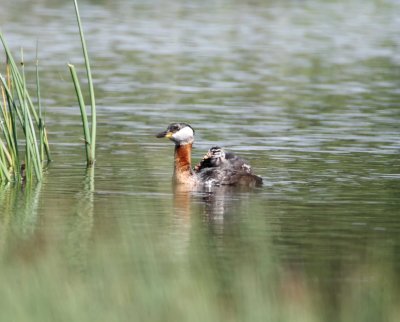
[0,0,96,184]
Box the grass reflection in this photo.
[65,167,94,271]
[0,179,398,322]
[0,220,398,321]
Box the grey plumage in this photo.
[194,146,263,187]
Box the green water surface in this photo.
[0,0,400,321]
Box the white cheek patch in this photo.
[172,126,194,143]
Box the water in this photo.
[0,0,400,321]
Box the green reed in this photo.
[0,32,51,183]
[68,0,96,166]
[0,0,97,183]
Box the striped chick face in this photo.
[206,146,226,166]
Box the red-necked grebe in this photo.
[156,122,263,187]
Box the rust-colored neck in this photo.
[174,143,196,184]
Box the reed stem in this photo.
[72,0,96,166]
[68,64,91,163]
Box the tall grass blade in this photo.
[0,135,12,166]
[0,73,19,181]
[20,49,42,181]
[68,64,91,163]
[0,31,51,162]
[0,86,17,167]
[0,155,11,182]
[0,37,45,183]
[0,73,22,166]
[72,0,96,166]
[0,133,12,182]
[36,44,45,164]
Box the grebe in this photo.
[156,122,263,187]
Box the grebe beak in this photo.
[156,130,173,138]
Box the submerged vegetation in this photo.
[0,0,96,184]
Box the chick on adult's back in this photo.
[194,146,263,187]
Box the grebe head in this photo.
[156,122,195,146]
